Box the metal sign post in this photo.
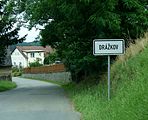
[108,55,111,100]
[93,39,125,100]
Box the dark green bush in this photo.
[44,52,58,65]
[29,61,43,67]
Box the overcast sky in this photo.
[18,27,40,42]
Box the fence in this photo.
[23,64,66,74]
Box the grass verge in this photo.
[63,34,148,120]
[0,80,17,92]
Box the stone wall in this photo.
[0,66,12,81]
[22,72,71,83]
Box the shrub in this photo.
[44,52,59,65]
[12,72,22,77]
[12,67,22,77]
[29,61,43,67]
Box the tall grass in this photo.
[117,33,148,63]
[64,33,148,120]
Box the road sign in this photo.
[93,39,125,55]
[93,39,125,100]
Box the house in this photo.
[11,46,53,68]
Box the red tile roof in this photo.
[14,46,54,59]
[16,46,53,53]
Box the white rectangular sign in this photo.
[93,39,125,55]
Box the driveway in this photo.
[0,77,80,120]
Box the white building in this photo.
[11,46,53,68]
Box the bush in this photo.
[12,67,22,77]
[44,52,59,65]
[12,72,22,77]
[29,61,43,67]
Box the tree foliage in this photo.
[44,52,58,65]
[16,0,148,82]
[0,0,25,64]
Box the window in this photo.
[30,52,35,58]
[19,62,22,68]
[19,62,22,66]
[13,62,17,67]
[39,52,41,56]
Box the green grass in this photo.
[0,81,17,92]
[64,47,148,120]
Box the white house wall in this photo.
[11,49,28,68]
[27,51,44,64]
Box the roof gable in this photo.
[12,47,28,59]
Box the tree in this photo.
[16,0,148,82]
[0,0,25,64]
[44,52,58,65]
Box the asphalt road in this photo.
[0,77,80,120]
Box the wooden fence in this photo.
[23,64,66,74]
